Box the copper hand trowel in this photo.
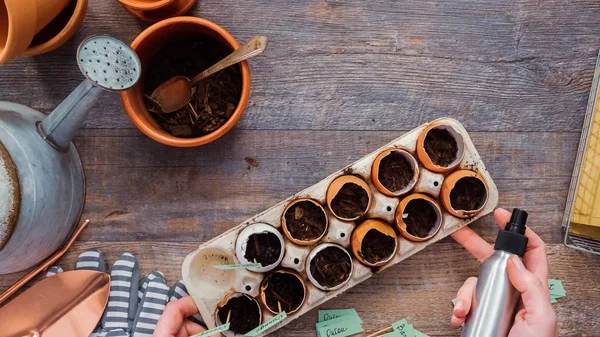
[0,270,110,337]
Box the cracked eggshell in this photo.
[259,269,307,315]
[440,170,489,219]
[306,243,354,291]
[281,198,329,246]
[326,175,372,221]
[235,223,285,273]
[371,148,419,197]
[351,219,398,267]
[215,292,262,337]
[395,193,443,242]
[416,123,465,173]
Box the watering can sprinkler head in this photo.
[37,36,141,151]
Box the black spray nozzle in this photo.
[505,208,528,235]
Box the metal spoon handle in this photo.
[190,36,268,85]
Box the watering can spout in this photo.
[38,79,103,151]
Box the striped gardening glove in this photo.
[45,249,204,337]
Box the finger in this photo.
[155,297,201,336]
[101,253,139,331]
[132,272,169,335]
[183,320,207,335]
[75,248,105,272]
[495,208,549,281]
[169,281,205,326]
[507,255,552,318]
[451,227,494,262]
[452,277,477,326]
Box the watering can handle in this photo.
[37,79,103,152]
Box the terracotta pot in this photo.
[281,198,329,246]
[120,17,250,147]
[235,223,285,273]
[326,175,372,221]
[371,148,419,197]
[440,170,488,218]
[215,292,262,337]
[23,0,88,57]
[0,0,72,64]
[120,0,195,23]
[416,122,465,173]
[259,269,306,315]
[351,219,398,267]
[395,193,443,241]
[306,243,353,291]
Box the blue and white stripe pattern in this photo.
[45,266,63,277]
[76,249,105,271]
[132,271,169,337]
[100,253,139,333]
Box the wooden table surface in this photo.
[2,1,600,336]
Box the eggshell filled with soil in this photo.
[306,243,353,291]
[281,198,329,246]
[215,293,262,337]
[395,193,443,241]
[371,148,419,197]
[440,170,489,218]
[260,269,307,315]
[326,175,372,221]
[235,223,285,273]
[351,219,398,267]
[416,123,465,173]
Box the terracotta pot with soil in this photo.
[118,0,195,23]
[235,223,285,273]
[215,293,262,336]
[282,198,328,246]
[440,170,488,218]
[326,175,372,221]
[351,219,398,267]
[395,193,443,241]
[306,243,353,291]
[121,17,250,147]
[260,269,306,315]
[371,148,419,197]
[416,123,465,173]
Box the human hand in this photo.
[450,208,558,337]
[154,296,208,337]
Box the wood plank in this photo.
[0,0,598,131]
[0,242,596,336]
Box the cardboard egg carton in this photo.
[182,118,499,336]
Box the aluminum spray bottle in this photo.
[460,208,529,337]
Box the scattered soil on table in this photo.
[403,199,438,237]
[262,272,305,313]
[30,0,76,47]
[330,182,369,219]
[378,152,414,192]
[245,157,259,168]
[360,229,396,264]
[217,296,260,334]
[424,128,458,167]
[143,37,242,138]
[310,247,352,288]
[244,232,282,266]
[450,177,487,211]
[284,201,327,241]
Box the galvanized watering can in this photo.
[0,36,141,274]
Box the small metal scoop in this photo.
[151,35,268,113]
[0,270,110,337]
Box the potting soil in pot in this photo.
[284,201,327,241]
[310,247,352,288]
[217,296,261,334]
[330,183,369,219]
[244,232,282,266]
[360,229,396,264]
[263,272,304,313]
[450,177,487,211]
[378,152,414,192]
[404,199,437,237]
[0,142,19,250]
[143,37,242,138]
[424,128,458,166]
